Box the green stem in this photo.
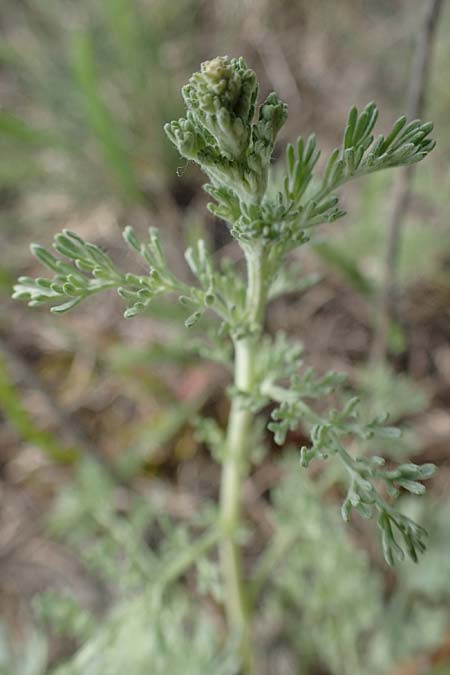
[160,526,221,588]
[219,245,265,674]
[251,527,299,600]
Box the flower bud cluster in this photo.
[182,56,257,161]
[165,56,287,206]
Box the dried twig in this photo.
[372,0,444,362]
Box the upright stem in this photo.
[219,245,265,674]
[220,339,254,670]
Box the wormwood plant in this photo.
[14,56,437,672]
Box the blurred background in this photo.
[0,1,450,674]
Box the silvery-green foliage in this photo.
[48,458,218,593]
[14,55,436,578]
[48,458,158,589]
[264,457,383,675]
[264,462,450,675]
[254,332,434,563]
[50,591,239,675]
[368,498,450,673]
[356,363,430,424]
[34,459,448,675]
[40,459,233,674]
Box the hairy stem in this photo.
[219,246,265,673]
[220,350,253,671]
